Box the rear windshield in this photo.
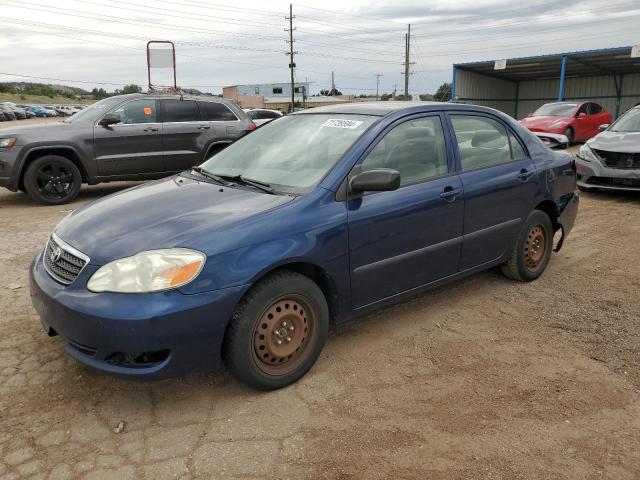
[533,103,577,116]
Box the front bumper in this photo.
[576,156,640,191]
[0,147,21,190]
[30,249,249,379]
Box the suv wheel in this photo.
[501,210,553,282]
[223,271,329,390]
[24,155,82,205]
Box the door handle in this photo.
[518,169,535,181]
[143,127,158,132]
[439,187,463,203]
[197,125,211,130]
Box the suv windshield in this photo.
[63,97,124,123]
[199,114,377,191]
[608,107,640,132]
[533,103,577,116]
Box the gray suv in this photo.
[0,93,255,204]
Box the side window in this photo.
[451,115,512,171]
[265,111,280,119]
[360,117,449,187]
[111,99,157,124]
[247,111,258,120]
[577,103,589,116]
[508,131,527,160]
[590,103,603,115]
[272,87,283,94]
[199,101,237,121]
[162,100,200,122]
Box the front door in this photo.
[93,98,163,176]
[347,114,464,308]
[448,113,539,270]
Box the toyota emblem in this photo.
[50,246,62,263]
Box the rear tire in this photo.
[24,155,82,205]
[502,210,554,282]
[222,271,329,390]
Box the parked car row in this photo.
[0,102,88,121]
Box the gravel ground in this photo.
[0,118,62,130]
[0,162,639,479]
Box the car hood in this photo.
[56,176,296,265]
[519,116,569,128]
[7,121,86,142]
[587,130,640,153]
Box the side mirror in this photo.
[350,168,400,193]
[527,112,533,117]
[99,113,121,127]
[598,124,610,132]
[577,112,587,119]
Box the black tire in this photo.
[24,155,82,205]
[222,271,329,390]
[501,210,554,282]
[563,127,575,145]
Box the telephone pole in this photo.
[285,4,297,112]
[375,74,383,99]
[402,24,414,98]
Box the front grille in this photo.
[43,235,88,284]
[594,150,640,169]
[587,177,640,188]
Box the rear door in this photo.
[588,102,608,136]
[347,114,464,308]
[574,103,591,140]
[93,98,163,176]
[448,113,539,271]
[161,99,212,171]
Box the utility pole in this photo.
[375,74,383,99]
[285,4,297,112]
[402,24,414,98]
[331,71,335,94]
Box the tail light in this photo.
[246,123,257,131]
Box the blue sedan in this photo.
[30,102,579,389]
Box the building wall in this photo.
[454,68,518,117]
[236,83,309,99]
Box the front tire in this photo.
[563,127,575,145]
[502,210,554,282]
[24,155,82,205]
[223,271,329,390]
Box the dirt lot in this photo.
[0,172,639,478]
[0,117,61,129]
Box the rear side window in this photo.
[360,116,449,186]
[111,99,158,124]
[451,115,514,171]
[589,103,603,114]
[199,101,238,121]
[508,131,527,160]
[162,100,200,122]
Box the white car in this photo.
[244,108,283,127]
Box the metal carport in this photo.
[452,46,640,119]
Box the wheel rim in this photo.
[252,296,317,376]
[35,161,75,199]
[524,225,547,271]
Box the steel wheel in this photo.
[252,296,317,376]
[523,225,547,271]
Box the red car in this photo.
[519,101,612,144]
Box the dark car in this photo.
[576,104,640,191]
[30,102,579,390]
[0,106,17,121]
[0,111,8,121]
[0,94,256,204]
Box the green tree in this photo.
[121,84,142,94]
[433,82,452,102]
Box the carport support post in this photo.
[451,65,457,102]
[614,75,624,119]
[558,54,568,101]
[514,81,520,119]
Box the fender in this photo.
[14,143,92,190]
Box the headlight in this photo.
[577,143,598,162]
[87,249,206,293]
[0,137,16,148]
[549,120,566,128]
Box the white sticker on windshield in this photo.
[322,118,364,129]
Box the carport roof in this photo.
[454,46,640,81]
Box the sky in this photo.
[0,0,639,96]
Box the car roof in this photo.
[117,93,234,104]
[292,101,504,117]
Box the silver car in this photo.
[244,108,283,127]
[576,105,640,192]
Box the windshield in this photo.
[533,103,577,117]
[609,108,640,132]
[63,97,123,123]
[199,114,378,191]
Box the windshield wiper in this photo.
[190,166,231,186]
[212,174,275,194]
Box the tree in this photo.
[433,82,452,102]
[319,88,342,96]
[121,84,142,94]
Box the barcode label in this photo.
[322,119,364,129]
